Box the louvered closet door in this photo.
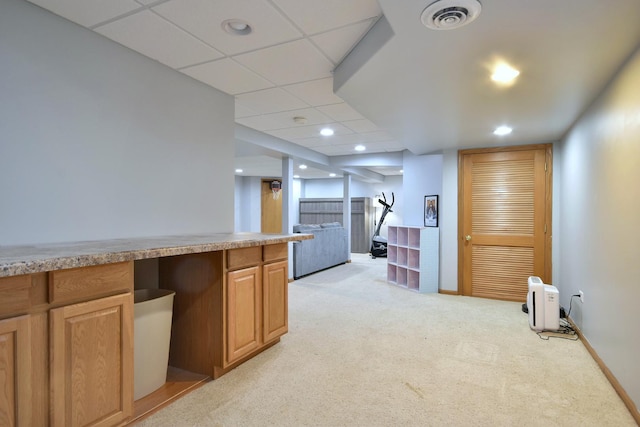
[460,146,551,301]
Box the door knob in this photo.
[465,235,471,241]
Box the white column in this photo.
[282,157,294,279]
[343,173,352,260]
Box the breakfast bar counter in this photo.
[0,232,311,277]
[0,232,312,426]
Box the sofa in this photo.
[292,222,349,279]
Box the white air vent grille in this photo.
[421,0,482,30]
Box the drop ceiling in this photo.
[25,0,640,178]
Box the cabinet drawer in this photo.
[227,246,261,271]
[49,261,133,305]
[0,273,47,318]
[263,243,288,263]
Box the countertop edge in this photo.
[0,233,313,278]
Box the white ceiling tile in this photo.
[343,119,380,133]
[358,131,398,143]
[311,144,359,156]
[317,103,364,121]
[235,102,259,119]
[27,0,141,27]
[272,0,381,35]
[94,10,223,69]
[236,108,333,131]
[266,122,353,140]
[311,20,374,64]
[152,0,302,55]
[313,133,364,146]
[368,166,404,176]
[290,137,323,148]
[357,141,403,154]
[234,39,333,86]
[282,78,344,107]
[235,88,308,115]
[181,58,274,95]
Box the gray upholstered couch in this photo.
[292,222,349,279]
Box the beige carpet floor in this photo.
[137,253,635,426]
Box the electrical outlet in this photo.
[579,290,584,303]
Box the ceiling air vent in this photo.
[421,0,482,30]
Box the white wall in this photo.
[401,152,445,290]
[556,46,640,409]
[401,152,443,226]
[234,176,262,232]
[440,150,459,292]
[0,0,235,245]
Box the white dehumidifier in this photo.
[527,276,559,332]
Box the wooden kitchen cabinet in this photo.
[0,315,32,427]
[48,262,134,427]
[161,244,290,379]
[263,260,288,343]
[50,292,134,427]
[222,245,288,368]
[0,272,48,427]
[0,264,134,427]
[226,266,261,364]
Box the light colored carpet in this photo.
[137,254,635,426]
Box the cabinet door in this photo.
[0,315,31,427]
[50,293,133,427]
[263,261,288,343]
[226,266,261,365]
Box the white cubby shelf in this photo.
[386,225,439,293]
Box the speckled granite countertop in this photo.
[0,232,312,278]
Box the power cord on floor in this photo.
[536,294,580,341]
[536,319,578,341]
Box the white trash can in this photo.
[134,288,175,400]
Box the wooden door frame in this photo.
[457,144,553,295]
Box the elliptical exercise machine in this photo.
[370,192,394,258]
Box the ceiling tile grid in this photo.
[181,58,275,95]
[233,39,334,86]
[271,0,381,35]
[281,78,344,106]
[28,0,141,27]
[94,10,224,69]
[151,0,303,55]
[236,107,333,132]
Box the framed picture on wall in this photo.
[424,195,438,227]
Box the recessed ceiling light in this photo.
[329,173,336,177]
[293,175,300,179]
[491,63,520,84]
[320,128,334,136]
[235,168,243,173]
[355,145,366,151]
[221,19,252,36]
[494,126,513,136]
[299,164,308,169]
[400,169,404,174]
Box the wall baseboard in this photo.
[568,317,640,425]
[438,289,459,296]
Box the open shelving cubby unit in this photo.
[387,225,439,293]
